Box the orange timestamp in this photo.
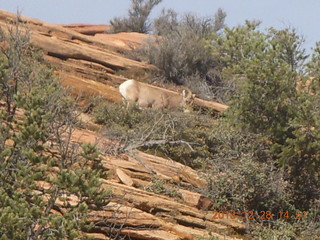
[212,210,307,220]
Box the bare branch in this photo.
[121,138,195,152]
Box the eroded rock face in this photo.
[0,10,238,240]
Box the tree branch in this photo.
[121,138,195,152]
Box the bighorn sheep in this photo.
[119,80,195,112]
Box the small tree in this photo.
[268,27,307,72]
[0,20,32,117]
[306,42,320,90]
[278,43,320,208]
[209,22,307,145]
[110,0,162,33]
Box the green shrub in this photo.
[205,121,294,214]
[202,120,318,238]
[196,235,219,240]
[145,177,182,199]
[252,220,297,240]
[252,201,320,239]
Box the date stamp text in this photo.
[212,210,307,220]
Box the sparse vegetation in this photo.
[92,100,216,169]
[145,177,182,199]
[196,235,219,240]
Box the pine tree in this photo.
[278,42,320,207]
[209,21,306,145]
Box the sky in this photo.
[0,0,319,53]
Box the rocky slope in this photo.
[0,10,244,240]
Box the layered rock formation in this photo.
[0,10,241,240]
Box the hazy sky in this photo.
[1,0,319,53]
